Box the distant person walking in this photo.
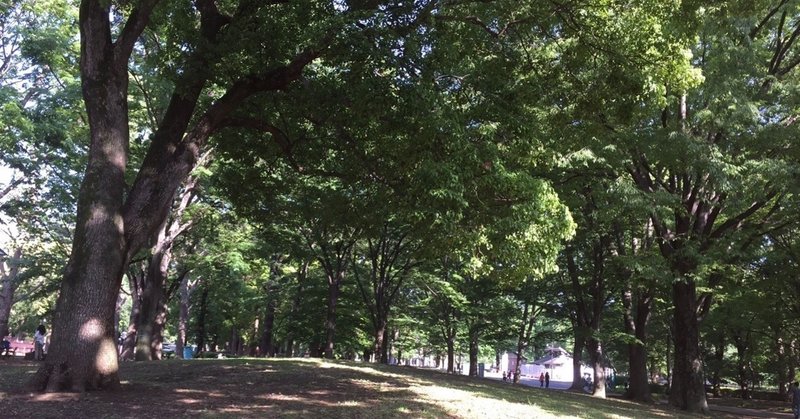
[545,371,550,388]
[539,372,544,387]
[34,324,46,361]
[791,381,800,419]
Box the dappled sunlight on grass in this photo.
[173,388,205,394]
[0,358,715,418]
[29,393,80,402]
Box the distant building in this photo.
[502,346,595,381]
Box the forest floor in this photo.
[0,356,791,418]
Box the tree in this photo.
[32,0,454,391]
[352,222,420,363]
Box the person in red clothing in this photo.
[539,372,544,387]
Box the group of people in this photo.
[1,324,47,360]
[539,371,550,388]
[500,370,551,387]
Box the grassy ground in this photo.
[0,357,775,418]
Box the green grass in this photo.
[0,358,726,418]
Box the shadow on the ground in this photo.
[0,358,453,418]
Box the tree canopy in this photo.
[3,0,800,414]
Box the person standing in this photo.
[539,372,545,387]
[34,324,46,361]
[545,371,550,388]
[791,381,800,419]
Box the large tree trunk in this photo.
[381,327,390,364]
[468,326,479,377]
[623,283,653,402]
[0,247,22,337]
[373,320,386,363]
[195,287,209,356]
[32,0,317,391]
[150,297,169,359]
[324,278,341,359]
[586,337,607,398]
[134,278,166,361]
[570,336,585,391]
[668,281,708,413]
[446,337,455,374]
[732,333,752,400]
[30,0,132,388]
[261,293,276,357]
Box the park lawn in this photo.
[0,357,719,418]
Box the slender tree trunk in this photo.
[708,334,725,398]
[733,335,752,400]
[446,337,455,374]
[468,326,479,377]
[261,294,276,357]
[668,281,708,413]
[0,247,22,337]
[195,287,209,356]
[120,268,142,361]
[285,261,308,358]
[776,337,789,397]
[623,283,653,402]
[176,275,193,359]
[381,327,390,363]
[324,276,341,359]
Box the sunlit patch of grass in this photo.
[0,358,721,418]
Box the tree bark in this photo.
[33,0,323,391]
[195,287,209,356]
[668,280,708,412]
[468,326,479,377]
[373,320,386,363]
[0,247,23,337]
[446,337,455,374]
[120,268,143,361]
[570,337,585,391]
[134,276,166,361]
[324,277,341,359]
[623,282,653,402]
[586,337,607,398]
[261,291,276,357]
[285,261,308,357]
[176,274,195,359]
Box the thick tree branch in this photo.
[708,191,778,241]
[114,0,161,68]
[750,0,790,40]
